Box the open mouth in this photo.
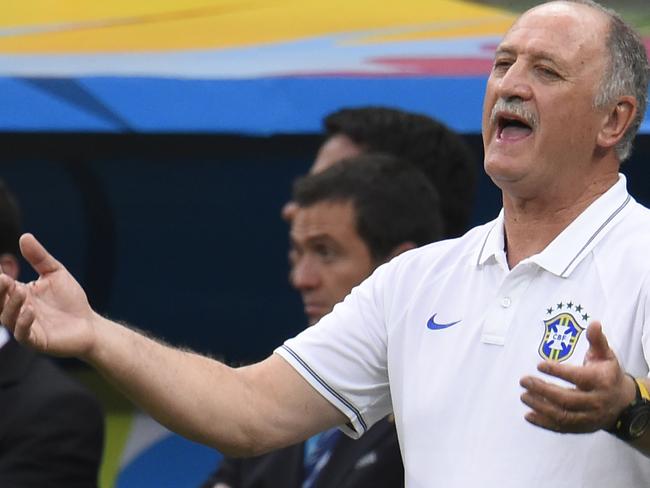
[497,114,533,142]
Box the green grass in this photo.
[620,10,650,35]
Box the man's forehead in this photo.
[510,1,608,34]
[290,200,357,240]
[498,1,607,59]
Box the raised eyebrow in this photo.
[493,46,515,58]
[531,48,563,62]
[306,234,339,248]
[493,46,566,71]
[291,233,336,248]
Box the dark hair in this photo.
[293,153,443,262]
[323,106,477,238]
[0,180,21,256]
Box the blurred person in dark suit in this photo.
[283,106,477,239]
[0,180,105,487]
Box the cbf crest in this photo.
[538,302,589,362]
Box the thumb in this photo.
[19,233,62,276]
[584,321,613,363]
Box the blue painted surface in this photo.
[117,434,222,488]
[1,76,487,134]
[3,76,648,135]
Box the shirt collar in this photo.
[476,174,632,277]
[475,210,507,269]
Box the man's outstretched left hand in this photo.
[520,321,635,434]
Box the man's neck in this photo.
[503,174,618,269]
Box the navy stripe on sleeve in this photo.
[281,344,368,434]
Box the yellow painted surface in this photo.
[74,368,135,488]
[0,0,514,53]
[346,16,514,44]
[99,413,134,488]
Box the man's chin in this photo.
[304,304,330,326]
[306,312,324,326]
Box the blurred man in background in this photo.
[203,107,476,487]
[283,106,477,239]
[202,154,443,487]
[0,180,105,487]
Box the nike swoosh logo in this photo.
[427,313,461,330]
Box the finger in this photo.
[0,282,25,331]
[19,233,62,276]
[520,376,594,412]
[584,321,614,362]
[536,360,598,390]
[523,409,590,433]
[0,274,14,303]
[521,389,568,421]
[12,304,36,344]
[521,390,593,433]
[523,410,561,432]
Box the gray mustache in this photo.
[491,98,538,130]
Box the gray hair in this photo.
[558,0,649,161]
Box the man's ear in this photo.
[597,96,636,152]
[0,253,19,280]
[386,241,417,261]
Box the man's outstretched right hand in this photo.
[0,233,97,359]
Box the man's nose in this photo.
[496,61,533,102]
[281,201,298,222]
[289,258,321,291]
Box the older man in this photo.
[1,1,649,487]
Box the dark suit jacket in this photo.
[0,338,105,487]
[201,417,403,488]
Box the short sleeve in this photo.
[275,260,394,439]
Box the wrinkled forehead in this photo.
[499,1,609,64]
[509,1,610,38]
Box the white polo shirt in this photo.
[276,175,650,488]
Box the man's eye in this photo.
[493,60,512,72]
[315,245,336,260]
[537,66,559,78]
